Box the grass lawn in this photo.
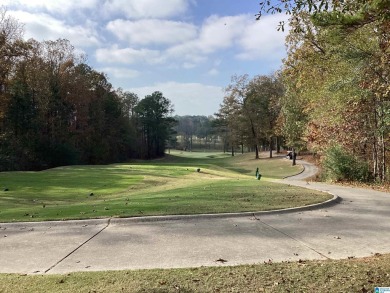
[0,151,330,222]
[0,253,389,292]
[0,151,387,292]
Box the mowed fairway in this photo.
[0,151,331,222]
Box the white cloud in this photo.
[197,15,246,53]
[164,41,208,67]
[97,13,287,69]
[165,15,246,65]
[107,19,197,46]
[128,82,223,116]
[164,14,276,67]
[237,14,288,61]
[98,67,140,80]
[95,46,164,64]
[9,10,100,47]
[207,68,219,76]
[103,0,191,19]
[3,1,288,118]
[4,0,99,14]
[100,15,255,69]
[182,62,197,69]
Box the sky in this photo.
[4,0,289,116]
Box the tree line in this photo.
[217,0,389,182]
[216,74,284,159]
[174,115,222,151]
[278,0,389,182]
[2,2,389,183]
[0,9,174,171]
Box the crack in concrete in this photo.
[44,218,111,274]
[252,213,330,260]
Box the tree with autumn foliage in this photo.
[216,74,284,159]
[246,74,284,158]
[0,9,176,170]
[258,0,390,181]
[215,103,242,156]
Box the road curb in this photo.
[0,161,340,226]
[109,194,341,224]
[0,189,341,227]
[282,163,305,179]
[0,192,341,226]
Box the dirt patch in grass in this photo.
[1,254,389,292]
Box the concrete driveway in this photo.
[0,161,389,274]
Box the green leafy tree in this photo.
[175,115,216,151]
[135,91,175,159]
[246,74,284,158]
[218,74,284,159]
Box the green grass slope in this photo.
[0,151,330,222]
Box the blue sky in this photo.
[5,0,288,116]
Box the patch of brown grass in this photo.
[1,254,389,292]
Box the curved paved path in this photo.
[0,162,389,274]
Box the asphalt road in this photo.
[1,161,389,274]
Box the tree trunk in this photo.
[381,133,386,182]
[292,148,296,166]
[372,110,379,180]
[248,116,259,159]
[373,141,378,180]
[276,136,281,153]
[269,137,273,158]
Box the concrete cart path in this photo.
[0,162,389,274]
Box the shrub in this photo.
[323,144,370,182]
